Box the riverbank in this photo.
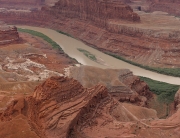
[56,29,180,78]
[17,26,180,85]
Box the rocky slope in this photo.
[68,66,152,106]
[0,0,58,10]
[0,0,43,5]
[0,76,180,138]
[147,0,180,16]
[0,29,77,114]
[174,88,180,109]
[0,76,156,138]
[0,21,19,45]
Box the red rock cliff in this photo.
[0,0,43,5]
[0,76,108,138]
[1,76,180,138]
[0,76,162,138]
[2,1,180,67]
[147,0,180,16]
[51,0,140,26]
[0,22,19,45]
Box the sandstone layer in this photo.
[147,0,180,16]
[174,88,180,109]
[0,31,77,112]
[68,66,152,107]
[0,22,19,45]
[0,0,58,10]
[0,76,180,138]
[0,0,43,5]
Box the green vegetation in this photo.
[18,28,78,63]
[140,76,179,104]
[57,30,73,38]
[106,52,180,77]
[54,29,180,77]
[78,48,97,61]
[18,28,63,51]
[19,28,180,77]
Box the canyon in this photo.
[0,0,180,67]
[0,0,179,138]
[0,26,77,113]
[146,0,180,16]
[68,66,152,107]
[0,76,179,138]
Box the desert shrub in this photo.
[106,52,180,77]
[140,76,179,104]
[18,28,63,51]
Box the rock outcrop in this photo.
[0,76,159,138]
[0,30,77,113]
[0,76,108,137]
[1,76,180,138]
[53,0,140,24]
[68,66,152,106]
[0,0,43,5]
[147,0,180,16]
[174,89,180,109]
[0,21,19,45]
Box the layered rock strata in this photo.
[1,0,180,67]
[147,0,180,16]
[0,22,19,45]
[68,66,152,106]
[0,76,158,138]
[0,31,77,113]
[0,0,43,5]
[0,76,180,138]
[53,0,140,24]
[174,89,180,109]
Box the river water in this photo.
[17,25,180,85]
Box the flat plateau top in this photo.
[0,21,13,31]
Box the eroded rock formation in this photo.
[0,0,43,5]
[53,0,140,24]
[0,30,77,114]
[147,0,180,16]
[0,21,19,45]
[68,66,152,106]
[0,76,180,138]
[0,76,158,138]
[174,89,180,109]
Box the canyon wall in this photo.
[0,22,19,45]
[0,76,159,138]
[52,0,140,25]
[0,0,180,67]
[68,66,152,107]
[147,0,180,16]
[0,0,44,5]
[0,76,180,138]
